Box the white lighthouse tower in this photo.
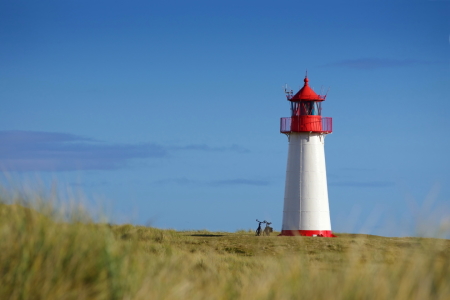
[279,75,335,237]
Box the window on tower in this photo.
[291,101,322,116]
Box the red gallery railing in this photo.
[280,117,332,134]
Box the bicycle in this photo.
[255,219,265,236]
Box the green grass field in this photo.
[1,192,449,300]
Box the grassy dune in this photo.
[0,195,449,299]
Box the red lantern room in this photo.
[280,76,332,134]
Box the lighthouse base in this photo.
[279,230,336,237]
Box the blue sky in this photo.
[1,0,449,236]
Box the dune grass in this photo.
[0,190,449,300]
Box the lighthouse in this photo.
[279,75,335,237]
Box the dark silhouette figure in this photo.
[255,219,265,236]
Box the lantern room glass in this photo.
[291,101,322,116]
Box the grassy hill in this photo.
[1,200,449,300]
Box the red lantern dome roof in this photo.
[289,76,326,102]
